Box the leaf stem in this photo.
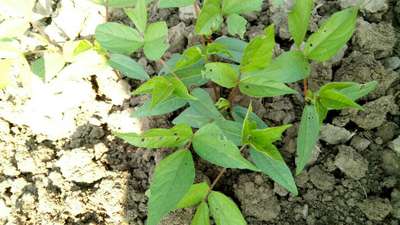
[303,78,308,97]
[105,0,109,22]
[228,86,239,107]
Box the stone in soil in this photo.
[382,150,400,177]
[358,198,392,221]
[308,166,335,191]
[334,145,369,180]
[350,135,371,151]
[350,95,399,130]
[352,19,396,59]
[383,56,400,71]
[56,148,107,183]
[389,136,400,154]
[168,22,186,53]
[234,174,281,221]
[320,124,352,145]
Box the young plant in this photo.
[93,0,376,224]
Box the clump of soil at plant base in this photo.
[1,0,400,224]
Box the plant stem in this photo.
[303,78,308,97]
[228,86,239,107]
[204,145,247,199]
[105,0,109,22]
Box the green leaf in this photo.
[240,25,275,73]
[241,104,257,145]
[176,46,203,70]
[147,149,195,225]
[193,123,258,170]
[304,7,358,61]
[250,125,292,148]
[226,14,247,38]
[95,22,143,54]
[288,0,314,47]
[191,202,210,225]
[195,0,223,36]
[124,0,147,34]
[315,99,328,124]
[188,88,225,121]
[214,120,243,146]
[165,75,196,100]
[338,81,378,100]
[239,77,297,97]
[221,0,263,15]
[31,57,45,80]
[133,76,175,107]
[73,40,93,56]
[243,51,311,83]
[176,182,209,209]
[206,42,232,58]
[173,107,211,128]
[115,124,192,148]
[144,21,169,60]
[231,105,268,129]
[133,96,187,118]
[214,36,248,63]
[296,104,320,175]
[108,54,149,81]
[159,0,195,8]
[250,147,298,195]
[208,191,247,225]
[203,63,239,88]
[319,89,362,110]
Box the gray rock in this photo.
[383,57,400,71]
[376,122,399,143]
[234,174,281,221]
[179,5,196,22]
[389,136,400,154]
[353,20,396,59]
[358,198,392,221]
[382,150,400,177]
[335,51,398,99]
[340,0,388,18]
[334,145,368,180]
[168,22,186,53]
[350,136,371,151]
[320,124,352,145]
[56,148,107,183]
[351,95,399,130]
[309,166,335,191]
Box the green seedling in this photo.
[91,0,376,224]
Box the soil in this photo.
[1,0,400,225]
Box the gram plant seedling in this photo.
[92,0,377,224]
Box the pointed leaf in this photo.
[240,25,275,73]
[304,7,358,61]
[214,36,248,63]
[250,124,292,147]
[115,124,192,148]
[338,81,378,100]
[176,183,209,209]
[133,96,187,118]
[159,0,195,8]
[188,88,225,121]
[288,0,314,47]
[242,103,257,145]
[176,46,203,70]
[215,120,243,146]
[221,0,263,15]
[239,77,297,97]
[226,14,247,38]
[243,51,311,82]
[166,75,196,100]
[231,105,268,129]
[108,54,149,80]
[173,107,211,128]
[208,191,247,225]
[193,123,258,171]
[147,149,195,225]
[296,104,320,174]
[204,63,239,88]
[319,89,363,110]
[191,202,210,225]
[195,0,223,36]
[124,0,147,34]
[250,147,298,195]
[95,22,143,54]
[144,21,169,60]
